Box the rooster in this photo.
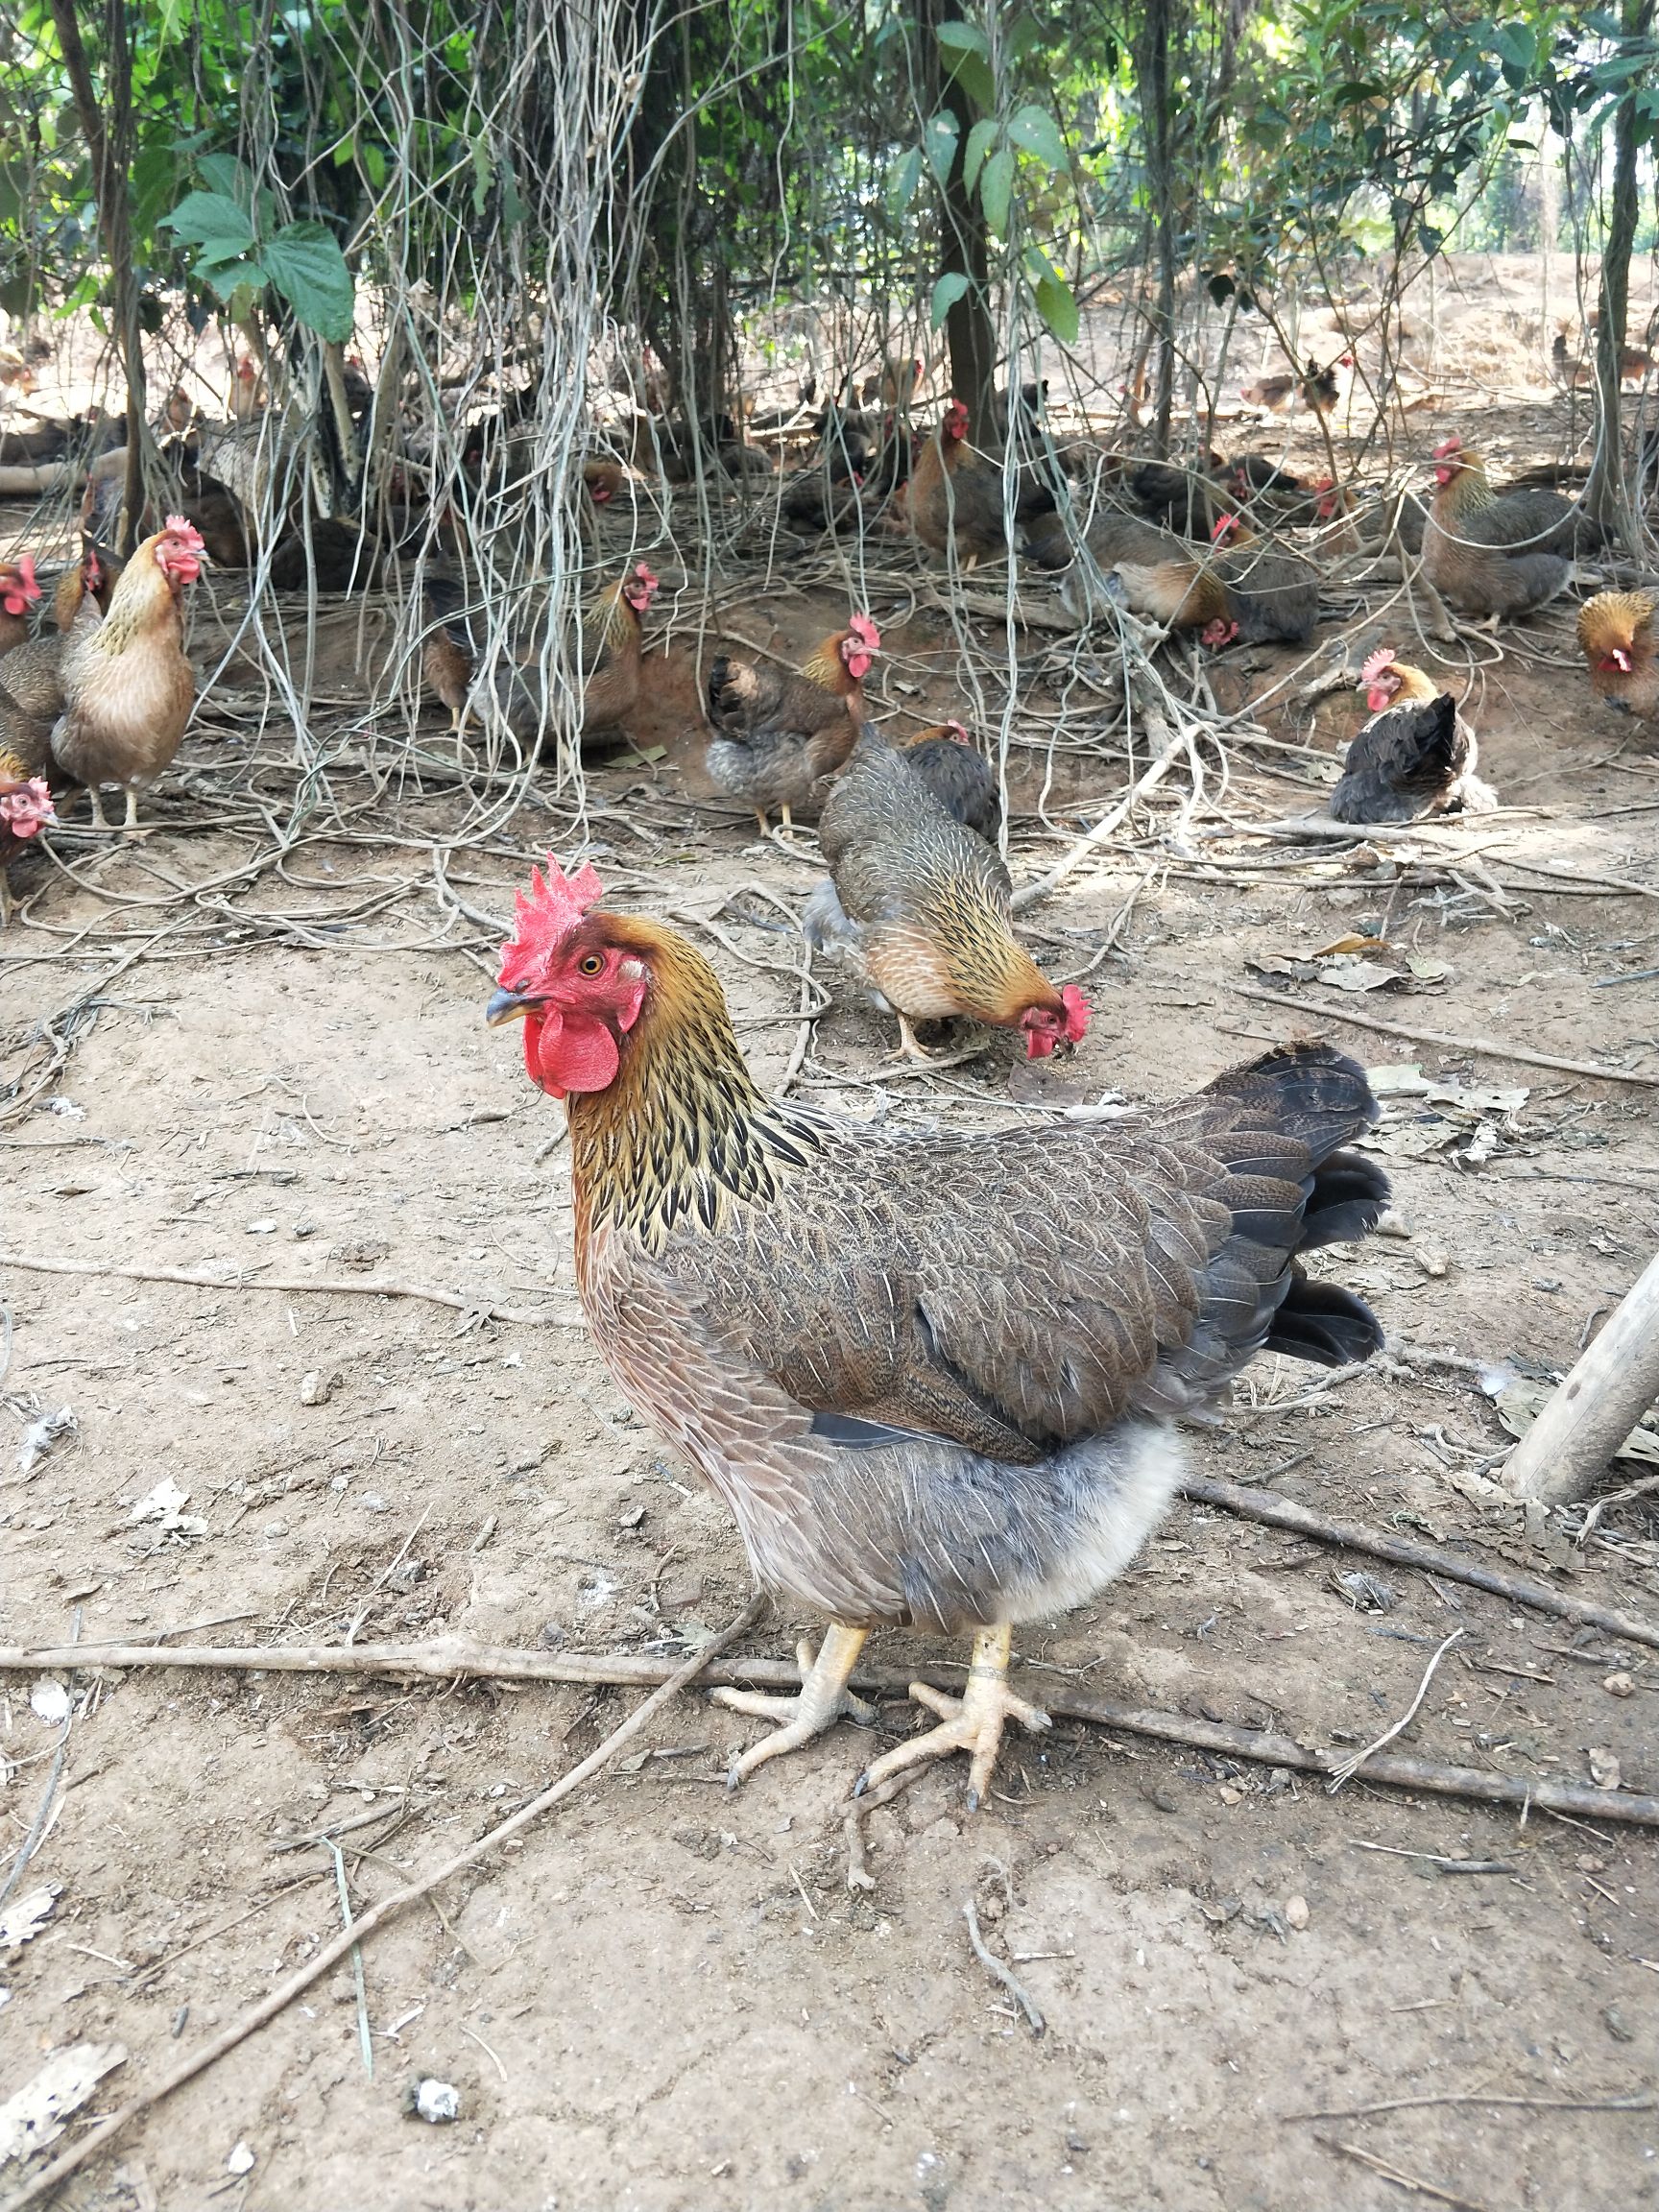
[803,732,1087,1062]
[52,516,204,830]
[0,557,41,658]
[705,615,878,833]
[1331,648,1495,824]
[1421,438,1585,621]
[487,859,1388,1805]
[1577,591,1659,719]
[900,721,1001,840]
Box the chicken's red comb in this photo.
[498,857,605,990]
[632,562,659,591]
[1432,437,1461,459]
[162,515,206,549]
[1210,513,1240,541]
[1359,646,1397,686]
[1059,985,1091,1044]
[847,613,880,650]
[943,719,970,742]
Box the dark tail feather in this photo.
[1300,1149,1390,1248]
[1203,1040,1382,1162]
[1264,1269,1384,1366]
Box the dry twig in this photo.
[1231,983,1659,1088]
[963,1898,1045,2034]
[0,1250,549,1327]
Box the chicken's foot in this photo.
[895,1015,936,1063]
[121,787,139,831]
[714,1622,876,1785]
[854,1623,1049,1813]
[85,786,109,831]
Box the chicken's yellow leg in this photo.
[714,1621,875,1786]
[854,1623,1049,1812]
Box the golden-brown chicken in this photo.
[1421,439,1585,621]
[52,543,124,632]
[0,557,41,658]
[1330,648,1495,823]
[705,615,878,832]
[581,563,660,738]
[54,516,204,829]
[421,574,481,735]
[1577,591,1659,720]
[487,859,1388,1804]
[1024,506,1237,641]
[902,400,1046,564]
[804,732,1087,1061]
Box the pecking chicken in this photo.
[52,516,204,829]
[1577,591,1659,720]
[487,859,1389,1805]
[421,573,484,736]
[1421,438,1586,621]
[1024,505,1238,642]
[1208,514,1321,644]
[899,721,1001,840]
[705,615,878,833]
[1330,648,1496,823]
[803,731,1087,1061]
[0,556,41,658]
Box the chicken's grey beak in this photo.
[486,988,531,1025]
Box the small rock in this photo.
[30,1678,70,1726]
[1576,1854,1607,1874]
[226,2142,255,2176]
[1587,1748,1622,1791]
[1285,1894,1310,1931]
[332,1238,389,1270]
[1412,1241,1449,1280]
[299,1369,340,1407]
[361,1492,389,1513]
[1217,1785,1243,1807]
[245,1219,276,1236]
[1374,1210,1413,1239]
[1603,2005,1635,2044]
[409,2078,461,2125]
[1602,1671,1634,1699]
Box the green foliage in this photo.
[161,156,355,340]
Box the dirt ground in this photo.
[5,352,1659,2212]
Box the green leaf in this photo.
[924,111,959,187]
[890,145,924,210]
[1007,104,1067,172]
[930,271,970,329]
[935,21,990,60]
[196,152,276,232]
[160,190,255,252]
[1032,263,1078,346]
[360,141,387,192]
[261,220,355,341]
[962,117,998,192]
[979,145,1014,238]
[945,48,996,111]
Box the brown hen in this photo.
[704,615,878,832]
[1578,591,1659,720]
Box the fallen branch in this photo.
[1180,1473,1659,1651]
[1288,2091,1655,2122]
[1503,1251,1659,1509]
[0,1251,550,1328]
[1314,2135,1494,2212]
[1231,983,1659,1088]
[2,1596,763,2212]
[7,1635,1659,1828]
[1011,720,1190,913]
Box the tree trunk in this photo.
[1137,0,1179,458]
[921,0,996,442]
[1584,0,1653,545]
[48,0,148,554]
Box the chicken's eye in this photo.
[578,953,606,977]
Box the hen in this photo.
[0,556,41,657]
[1577,591,1659,720]
[1024,506,1237,642]
[1330,648,1495,824]
[899,721,1001,840]
[580,563,661,738]
[803,732,1087,1061]
[0,754,55,921]
[1208,515,1321,644]
[488,860,1388,1803]
[53,516,204,829]
[705,615,878,833]
[53,543,124,632]
[903,401,1004,563]
[1421,438,1584,621]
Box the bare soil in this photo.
[4,366,1659,2212]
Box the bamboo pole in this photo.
[1505,1251,1659,1507]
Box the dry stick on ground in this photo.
[962,1898,1045,2034]
[1231,982,1659,1088]
[1288,2091,1655,2122]
[1504,1251,1659,1509]
[1010,718,1190,914]
[1314,2135,1496,2212]
[8,1639,1659,1830]
[1329,1627,1467,1791]
[0,1251,548,1329]
[1181,1473,1659,1651]
[3,1596,764,2212]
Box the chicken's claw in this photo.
[714,1623,874,1786]
[853,1623,1048,1812]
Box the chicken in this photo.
[420,573,541,744]
[1126,454,1226,535]
[1330,648,1495,823]
[1577,590,1659,720]
[53,516,204,829]
[1024,506,1238,641]
[0,556,41,658]
[705,615,878,833]
[581,563,660,737]
[899,721,1001,840]
[0,755,55,921]
[487,859,1388,1803]
[1553,329,1652,387]
[803,732,1087,1061]
[53,543,124,632]
[902,401,1052,560]
[862,353,924,408]
[1421,438,1585,621]
[1208,515,1321,643]
[1315,481,1427,555]
[0,616,75,770]
[1240,355,1349,415]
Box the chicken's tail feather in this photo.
[1263,1268,1385,1365]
